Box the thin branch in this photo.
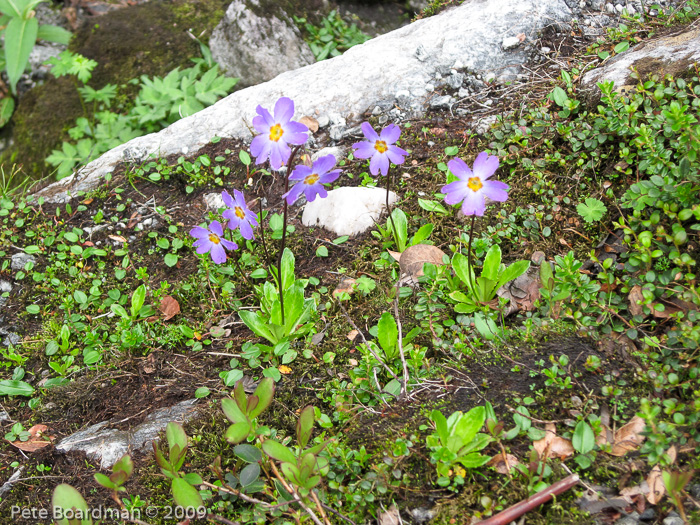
[267,461,324,525]
[393,280,410,399]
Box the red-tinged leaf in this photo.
[159,295,180,320]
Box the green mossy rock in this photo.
[3,0,229,182]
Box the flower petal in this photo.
[269,142,291,170]
[386,145,407,165]
[447,157,472,180]
[313,154,336,175]
[283,183,304,205]
[250,135,269,160]
[379,123,401,144]
[210,243,227,264]
[238,220,254,240]
[460,189,486,216]
[305,184,322,202]
[352,141,376,159]
[274,97,294,124]
[190,226,209,240]
[289,164,312,181]
[221,190,234,208]
[472,151,499,180]
[318,169,341,184]
[361,121,380,142]
[369,152,388,176]
[221,238,238,251]
[253,105,274,131]
[482,180,509,202]
[210,220,224,236]
[442,180,469,205]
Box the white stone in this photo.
[35,0,574,204]
[204,192,225,210]
[302,187,398,237]
[502,36,521,50]
[311,147,346,162]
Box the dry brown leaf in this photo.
[388,250,402,262]
[399,244,447,278]
[378,504,401,525]
[347,329,359,341]
[299,116,319,133]
[609,416,646,456]
[333,278,356,298]
[620,481,650,499]
[143,353,156,374]
[646,465,665,504]
[108,235,127,243]
[533,423,574,459]
[127,211,141,229]
[8,424,54,452]
[487,452,519,474]
[628,285,644,316]
[159,295,180,321]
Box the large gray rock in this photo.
[56,399,199,468]
[581,26,700,103]
[210,0,316,88]
[35,0,573,204]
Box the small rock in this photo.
[458,87,469,98]
[410,507,436,523]
[605,3,616,13]
[302,187,398,237]
[0,280,11,293]
[502,36,521,50]
[312,147,346,163]
[447,72,464,89]
[591,0,606,9]
[615,3,625,13]
[616,512,640,525]
[414,44,429,61]
[531,251,546,265]
[317,115,330,128]
[372,106,383,116]
[2,332,21,346]
[430,95,453,109]
[540,46,552,54]
[11,253,36,271]
[0,409,10,422]
[204,192,225,210]
[662,516,684,525]
[639,508,656,521]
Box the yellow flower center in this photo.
[234,206,245,219]
[304,173,320,185]
[269,124,284,142]
[467,176,483,192]
[374,140,388,153]
[208,233,221,244]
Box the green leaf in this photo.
[171,477,203,509]
[130,284,146,318]
[239,310,275,344]
[239,149,251,166]
[52,484,92,525]
[430,409,449,445]
[166,422,188,453]
[37,24,72,45]
[481,244,502,281]
[377,312,397,356]
[551,86,569,107]
[280,248,295,292]
[26,304,40,314]
[614,41,629,53]
[225,421,251,444]
[221,397,247,424]
[454,406,486,448]
[496,260,530,290]
[576,198,607,223]
[572,421,595,454]
[410,223,434,246]
[4,16,38,94]
[164,253,179,267]
[249,377,275,419]
[0,380,34,396]
[262,439,297,464]
[389,208,408,251]
[234,443,262,463]
[194,387,210,398]
[239,462,260,487]
[457,451,491,469]
[451,252,474,288]
[316,245,328,257]
[417,198,448,215]
[297,405,315,449]
[0,96,15,128]
[110,303,129,319]
[0,0,22,17]
[474,312,498,340]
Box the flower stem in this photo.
[277,145,303,325]
[257,197,271,265]
[385,165,398,249]
[467,214,479,301]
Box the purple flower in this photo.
[352,122,408,176]
[283,155,341,205]
[250,97,308,170]
[222,190,258,240]
[441,152,508,216]
[190,220,237,264]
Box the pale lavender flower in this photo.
[250,97,308,170]
[222,189,258,240]
[441,152,508,216]
[283,155,341,205]
[190,220,237,264]
[352,122,407,176]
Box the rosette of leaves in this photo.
[239,249,316,347]
[221,377,275,444]
[427,406,492,486]
[262,406,329,495]
[449,245,530,313]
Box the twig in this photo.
[504,405,567,424]
[207,513,241,525]
[200,480,273,508]
[393,280,410,399]
[479,474,579,525]
[320,502,357,525]
[309,490,331,525]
